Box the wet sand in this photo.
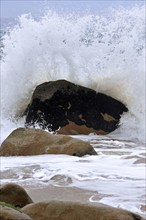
[27,185,101,203]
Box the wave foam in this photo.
[1,5,145,142]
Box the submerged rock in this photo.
[0,183,33,208]
[24,79,128,135]
[21,200,143,220]
[0,128,97,156]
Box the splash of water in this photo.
[0,6,145,142]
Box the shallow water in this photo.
[1,135,145,215]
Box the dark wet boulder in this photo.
[24,80,128,135]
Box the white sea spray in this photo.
[1,6,145,143]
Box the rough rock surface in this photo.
[0,183,33,208]
[24,80,128,135]
[0,128,97,156]
[0,204,32,220]
[21,200,143,220]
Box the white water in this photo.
[0,5,145,216]
[1,5,145,143]
[1,136,145,215]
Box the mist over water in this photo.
[0,5,145,142]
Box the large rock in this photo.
[0,183,33,208]
[21,200,143,220]
[24,80,128,135]
[0,204,32,220]
[0,128,97,156]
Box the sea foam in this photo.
[0,5,145,143]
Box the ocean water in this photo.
[0,5,145,216]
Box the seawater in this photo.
[0,5,145,216]
[1,136,145,215]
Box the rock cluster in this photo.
[0,183,144,220]
[0,80,138,220]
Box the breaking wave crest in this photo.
[1,5,145,142]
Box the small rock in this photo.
[50,175,72,186]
